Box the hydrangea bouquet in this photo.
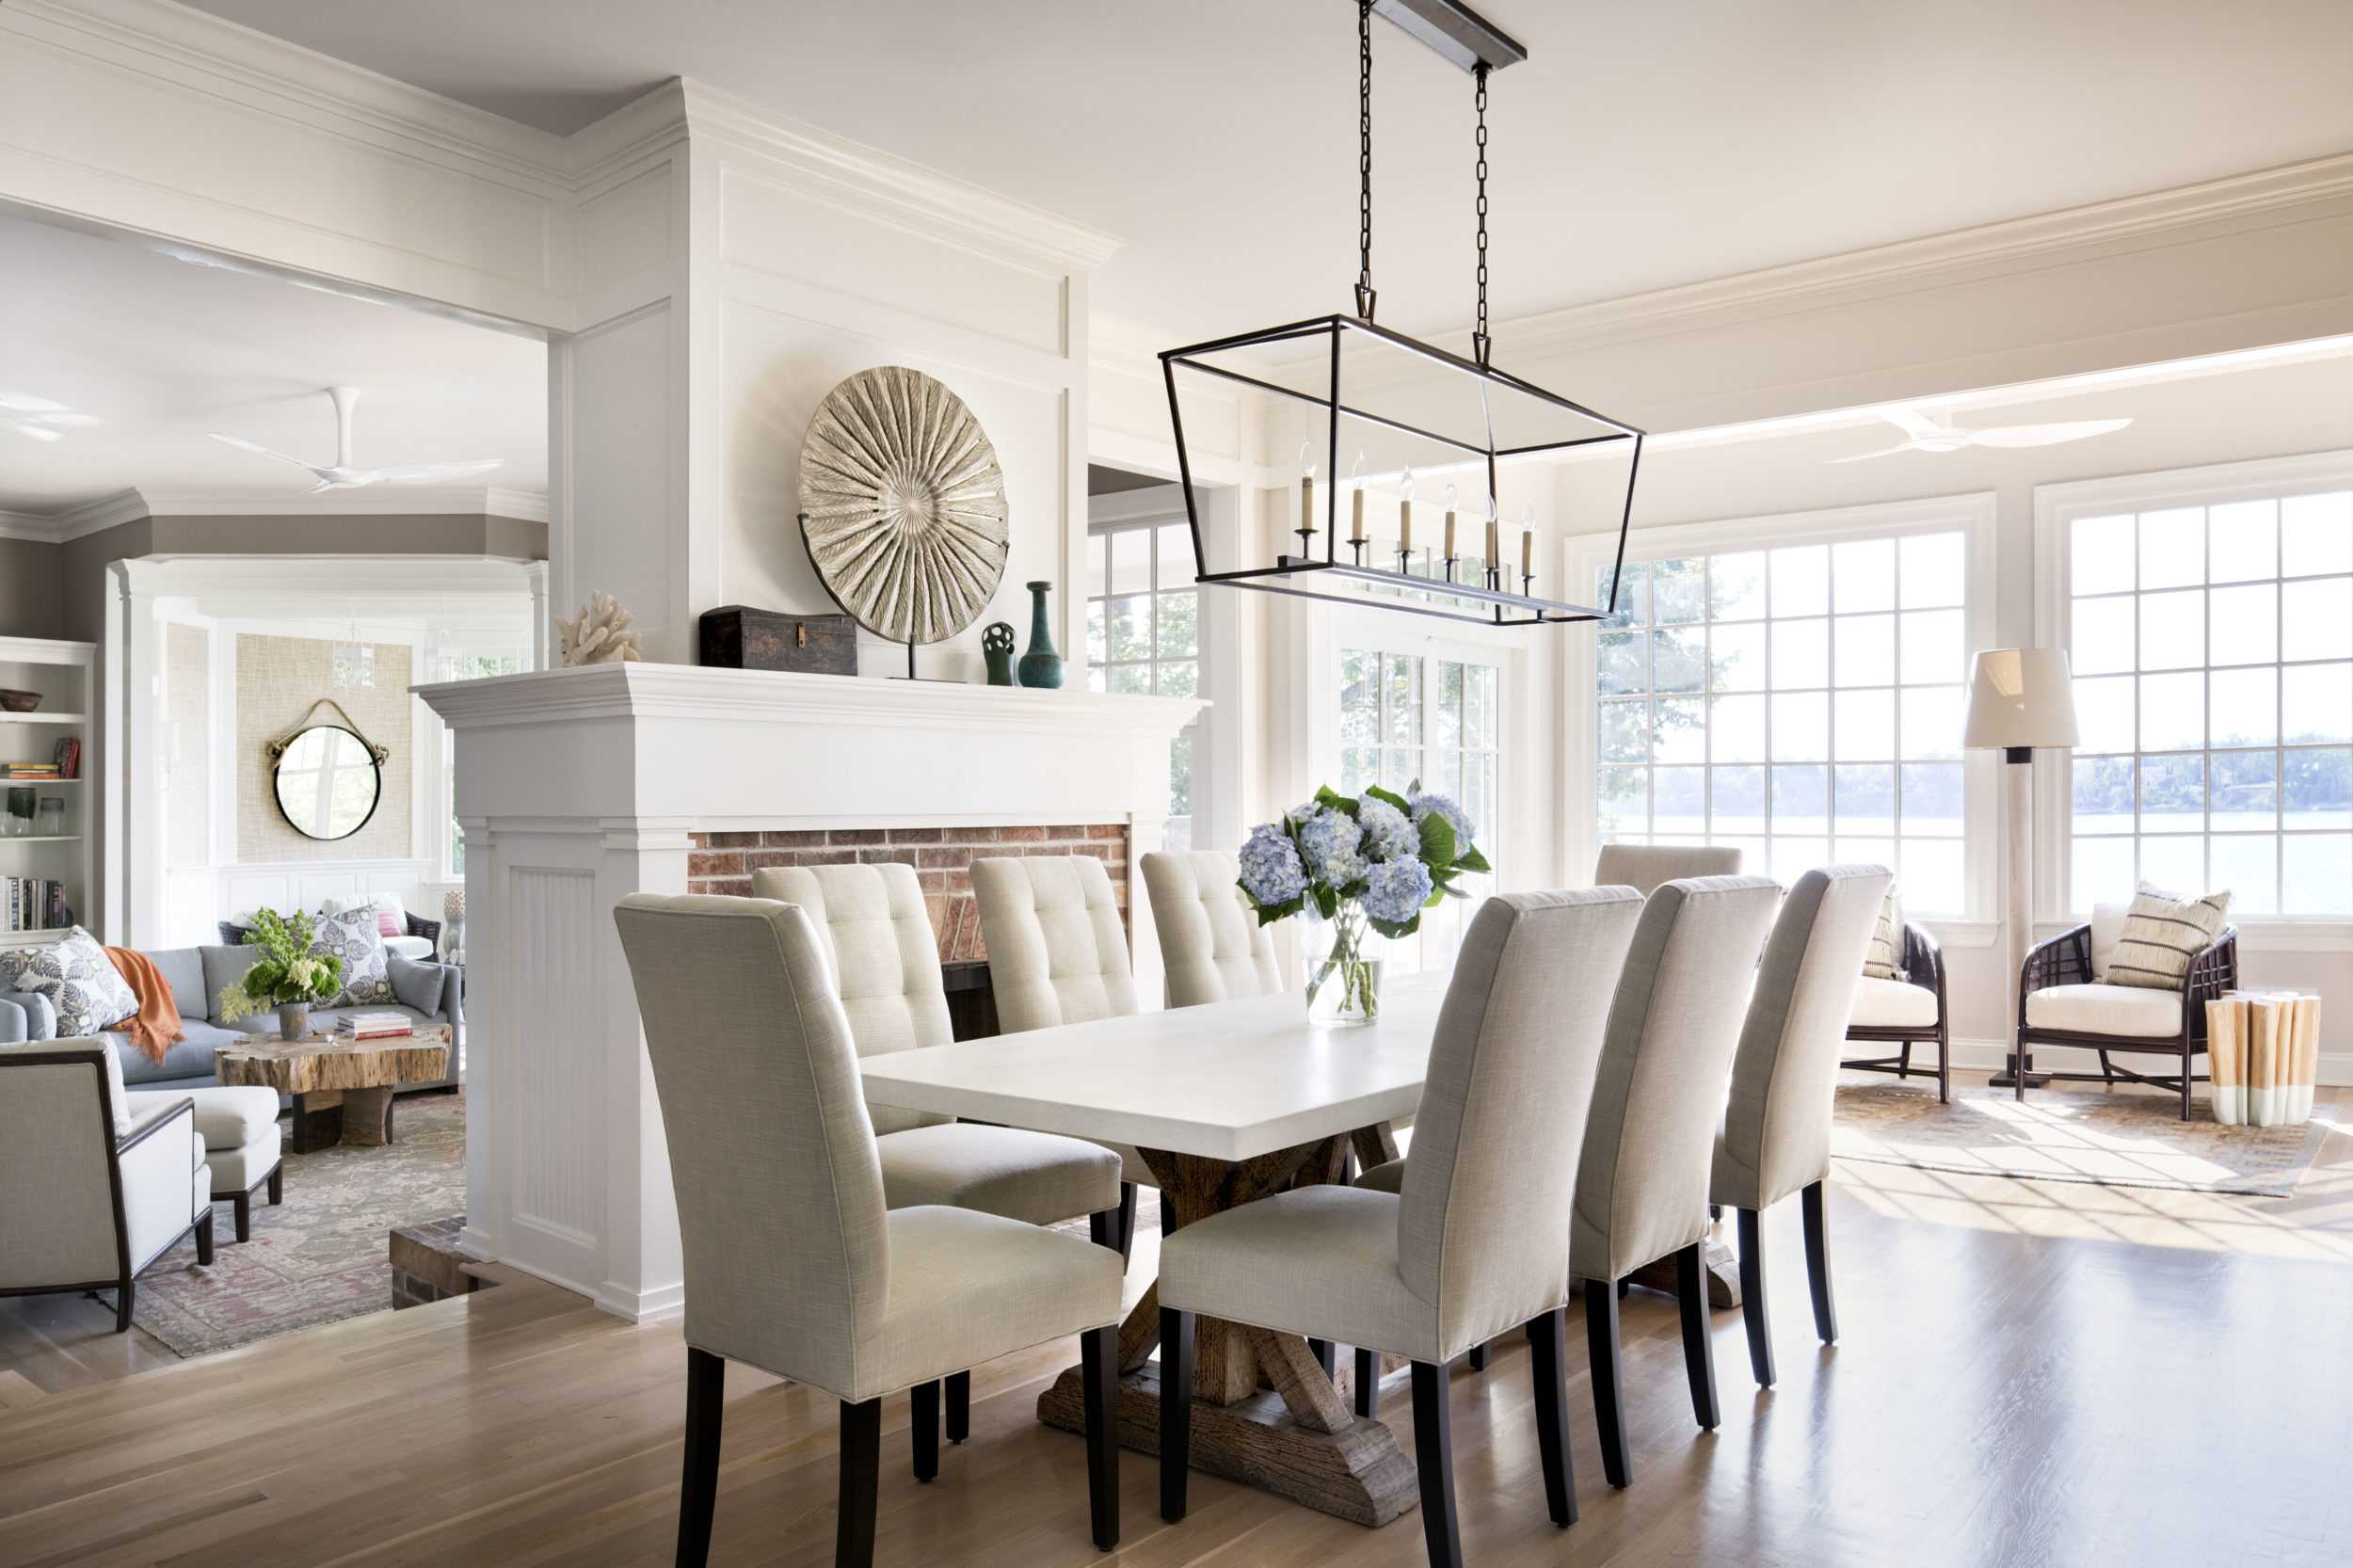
[1236,780,1489,1024]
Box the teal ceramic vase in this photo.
[982,621,1016,686]
[1016,581,1064,688]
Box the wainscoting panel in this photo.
[506,865,605,1258]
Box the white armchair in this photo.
[0,1038,215,1331]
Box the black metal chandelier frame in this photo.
[1160,0,1642,630]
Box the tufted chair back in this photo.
[1142,850,1281,1007]
[971,856,1137,1032]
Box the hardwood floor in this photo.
[4,1079,2349,1568]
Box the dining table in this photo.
[857,973,1449,1528]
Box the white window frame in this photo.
[1564,491,2001,940]
[2034,448,2353,949]
[1085,488,1209,850]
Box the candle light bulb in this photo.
[1484,496,1500,566]
[1350,450,1368,542]
[1297,439,1317,538]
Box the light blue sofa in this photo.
[0,942,463,1095]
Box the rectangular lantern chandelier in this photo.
[1161,0,1643,629]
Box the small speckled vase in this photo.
[1016,582,1064,688]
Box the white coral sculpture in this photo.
[555,591,645,666]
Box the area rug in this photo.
[1831,1076,2329,1197]
[106,1091,467,1358]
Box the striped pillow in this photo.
[1861,885,1904,980]
[2105,882,2231,992]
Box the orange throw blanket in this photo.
[104,946,185,1065]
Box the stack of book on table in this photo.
[336,1012,416,1042]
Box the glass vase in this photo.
[1305,904,1383,1026]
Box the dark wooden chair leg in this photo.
[1527,1308,1576,1526]
[2098,1048,2114,1082]
[1583,1278,1629,1489]
[2181,1052,2194,1122]
[1089,1205,1116,1251]
[1737,1208,1775,1387]
[1353,1345,1379,1418]
[1708,1202,1721,1222]
[1080,1324,1119,1550]
[1673,1242,1719,1430]
[113,1277,135,1333]
[267,1162,284,1205]
[1308,1338,1336,1377]
[837,1397,882,1568]
[911,1379,939,1481]
[232,1191,252,1242]
[194,1208,215,1266]
[1412,1361,1465,1568]
[678,1347,724,1568]
[1937,1028,1951,1103]
[1160,1307,1193,1522]
[1466,1338,1490,1372]
[1897,1041,1912,1080]
[1115,1181,1139,1264]
[945,1369,969,1443]
[1159,1189,1174,1236]
[1801,1181,1837,1344]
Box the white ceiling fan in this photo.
[210,385,503,492]
[1833,405,2132,463]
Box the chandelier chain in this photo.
[1473,64,1490,364]
[1356,0,1375,320]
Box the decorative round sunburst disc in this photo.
[797,366,1011,646]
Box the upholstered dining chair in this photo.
[1568,873,1782,1489]
[1592,842,1743,895]
[1709,865,1892,1389]
[757,862,1125,1452]
[1157,888,1647,1568]
[614,894,1124,1568]
[1141,850,1281,1008]
[972,854,1155,1252]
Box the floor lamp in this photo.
[1962,648,2080,1101]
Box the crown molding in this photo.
[0,488,152,542]
[137,485,550,519]
[676,79,1123,277]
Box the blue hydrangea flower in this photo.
[1362,856,1435,925]
[1409,790,1475,848]
[1295,807,1366,888]
[1356,796,1417,862]
[1237,823,1306,907]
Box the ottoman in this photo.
[130,1085,285,1241]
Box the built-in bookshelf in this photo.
[0,637,94,942]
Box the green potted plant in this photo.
[216,907,345,1041]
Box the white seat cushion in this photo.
[2025,983,2183,1038]
[877,1123,1120,1226]
[1849,975,1938,1030]
[205,1117,281,1193]
[855,1205,1123,1400]
[127,1085,279,1150]
[1160,1183,1444,1363]
[384,935,436,962]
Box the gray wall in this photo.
[0,536,67,640]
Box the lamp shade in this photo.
[1961,648,2080,750]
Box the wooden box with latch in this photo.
[697,605,859,675]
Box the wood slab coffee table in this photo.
[215,1026,452,1153]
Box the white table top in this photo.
[858,973,1446,1162]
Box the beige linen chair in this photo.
[0,1038,214,1332]
[1712,865,1893,1388]
[1141,850,1281,1007]
[972,854,1156,1252]
[759,862,1125,1450]
[1571,873,1782,1488]
[1157,888,1647,1568]
[1593,841,1743,894]
[614,894,1124,1568]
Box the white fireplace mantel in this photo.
[418,664,1203,1320]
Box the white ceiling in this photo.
[179,0,2353,344]
[0,214,546,518]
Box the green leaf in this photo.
[1417,811,1457,868]
[1313,783,1360,818]
[1311,884,1339,920]
[1253,895,1305,926]
[1404,776,1424,795]
[1368,913,1423,940]
[1422,883,1447,908]
[1453,844,1492,874]
[1363,784,1411,814]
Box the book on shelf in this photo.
[52,737,79,779]
[3,878,66,935]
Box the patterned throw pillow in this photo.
[2105,881,2232,992]
[0,925,141,1037]
[1861,885,1905,980]
[311,905,396,1006]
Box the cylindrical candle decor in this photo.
[1444,511,1457,560]
[1484,513,1500,565]
[1521,531,1533,577]
[1351,485,1366,542]
[1300,476,1316,538]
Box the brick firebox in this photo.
[684,824,1132,962]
